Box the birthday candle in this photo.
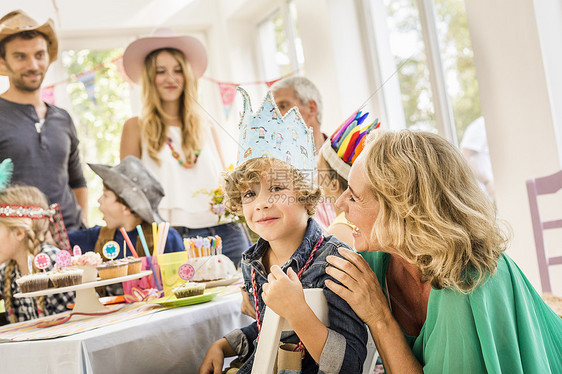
[190,241,195,258]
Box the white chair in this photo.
[251,289,329,374]
[363,332,379,374]
[251,288,379,373]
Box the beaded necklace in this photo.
[251,236,325,342]
[166,137,201,169]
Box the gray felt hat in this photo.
[88,156,164,224]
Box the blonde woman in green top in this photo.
[325,130,562,373]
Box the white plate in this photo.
[14,270,153,298]
[199,276,241,288]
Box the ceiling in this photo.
[0,0,212,38]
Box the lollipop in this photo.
[102,241,120,261]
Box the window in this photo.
[62,48,132,225]
[384,0,436,132]
[372,0,481,144]
[257,1,304,82]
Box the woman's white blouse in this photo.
[141,125,223,228]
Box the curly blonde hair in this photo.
[363,130,509,293]
[223,158,322,217]
[0,185,49,323]
[140,48,203,165]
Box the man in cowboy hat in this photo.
[0,10,88,231]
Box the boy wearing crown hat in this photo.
[68,156,183,295]
[0,10,88,232]
[199,88,367,374]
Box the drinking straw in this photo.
[136,225,150,257]
[136,224,162,291]
[156,222,166,255]
[119,227,139,258]
[158,222,170,255]
[152,222,159,256]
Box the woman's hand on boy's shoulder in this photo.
[262,266,306,321]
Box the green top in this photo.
[361,251,562,373]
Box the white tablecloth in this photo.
[0,293,252,374]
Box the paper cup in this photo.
[122,257,159,297]
[157,252,189,296]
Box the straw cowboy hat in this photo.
[0,10,58,76]
[123,27,207,83]
[88,156,165,224]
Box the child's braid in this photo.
[3,260,17,324]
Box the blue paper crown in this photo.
[236,87,316,177]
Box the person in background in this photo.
[460,116,495,200]
[68,156,183,295]
[326,130,562,373]
[318,111,380,248]
[271,76,334,232]
[0,10,88,231]
[120,28,247,266]
[271,76,328,152]
[0,159,75,324]
[199,88,367,374]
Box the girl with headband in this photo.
[0,160,74,323]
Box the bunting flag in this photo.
[40,85,55,105]
[265,77,283,87]
[44,53,295,114]
[217,82,238,118]
[77,71,97,104]
[112,56,134,85]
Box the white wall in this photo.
[466,0,562,294]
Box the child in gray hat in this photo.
[68,156,183,295]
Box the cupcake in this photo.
[71,252,102,283]
[125,256,143,275]
[49,268,84,288]
[96,260,128,280]
[16,272,49,293]
[71,251,102,267]
[173,282,206,299]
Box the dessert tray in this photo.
[14,270,152,317]
[146,287,224,308]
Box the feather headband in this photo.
[320,110,380,179]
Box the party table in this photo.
[0,293,252,374]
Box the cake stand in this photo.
[14,270,152,317]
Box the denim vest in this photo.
[225,219,368,374]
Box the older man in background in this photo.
[271,76,328,152]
